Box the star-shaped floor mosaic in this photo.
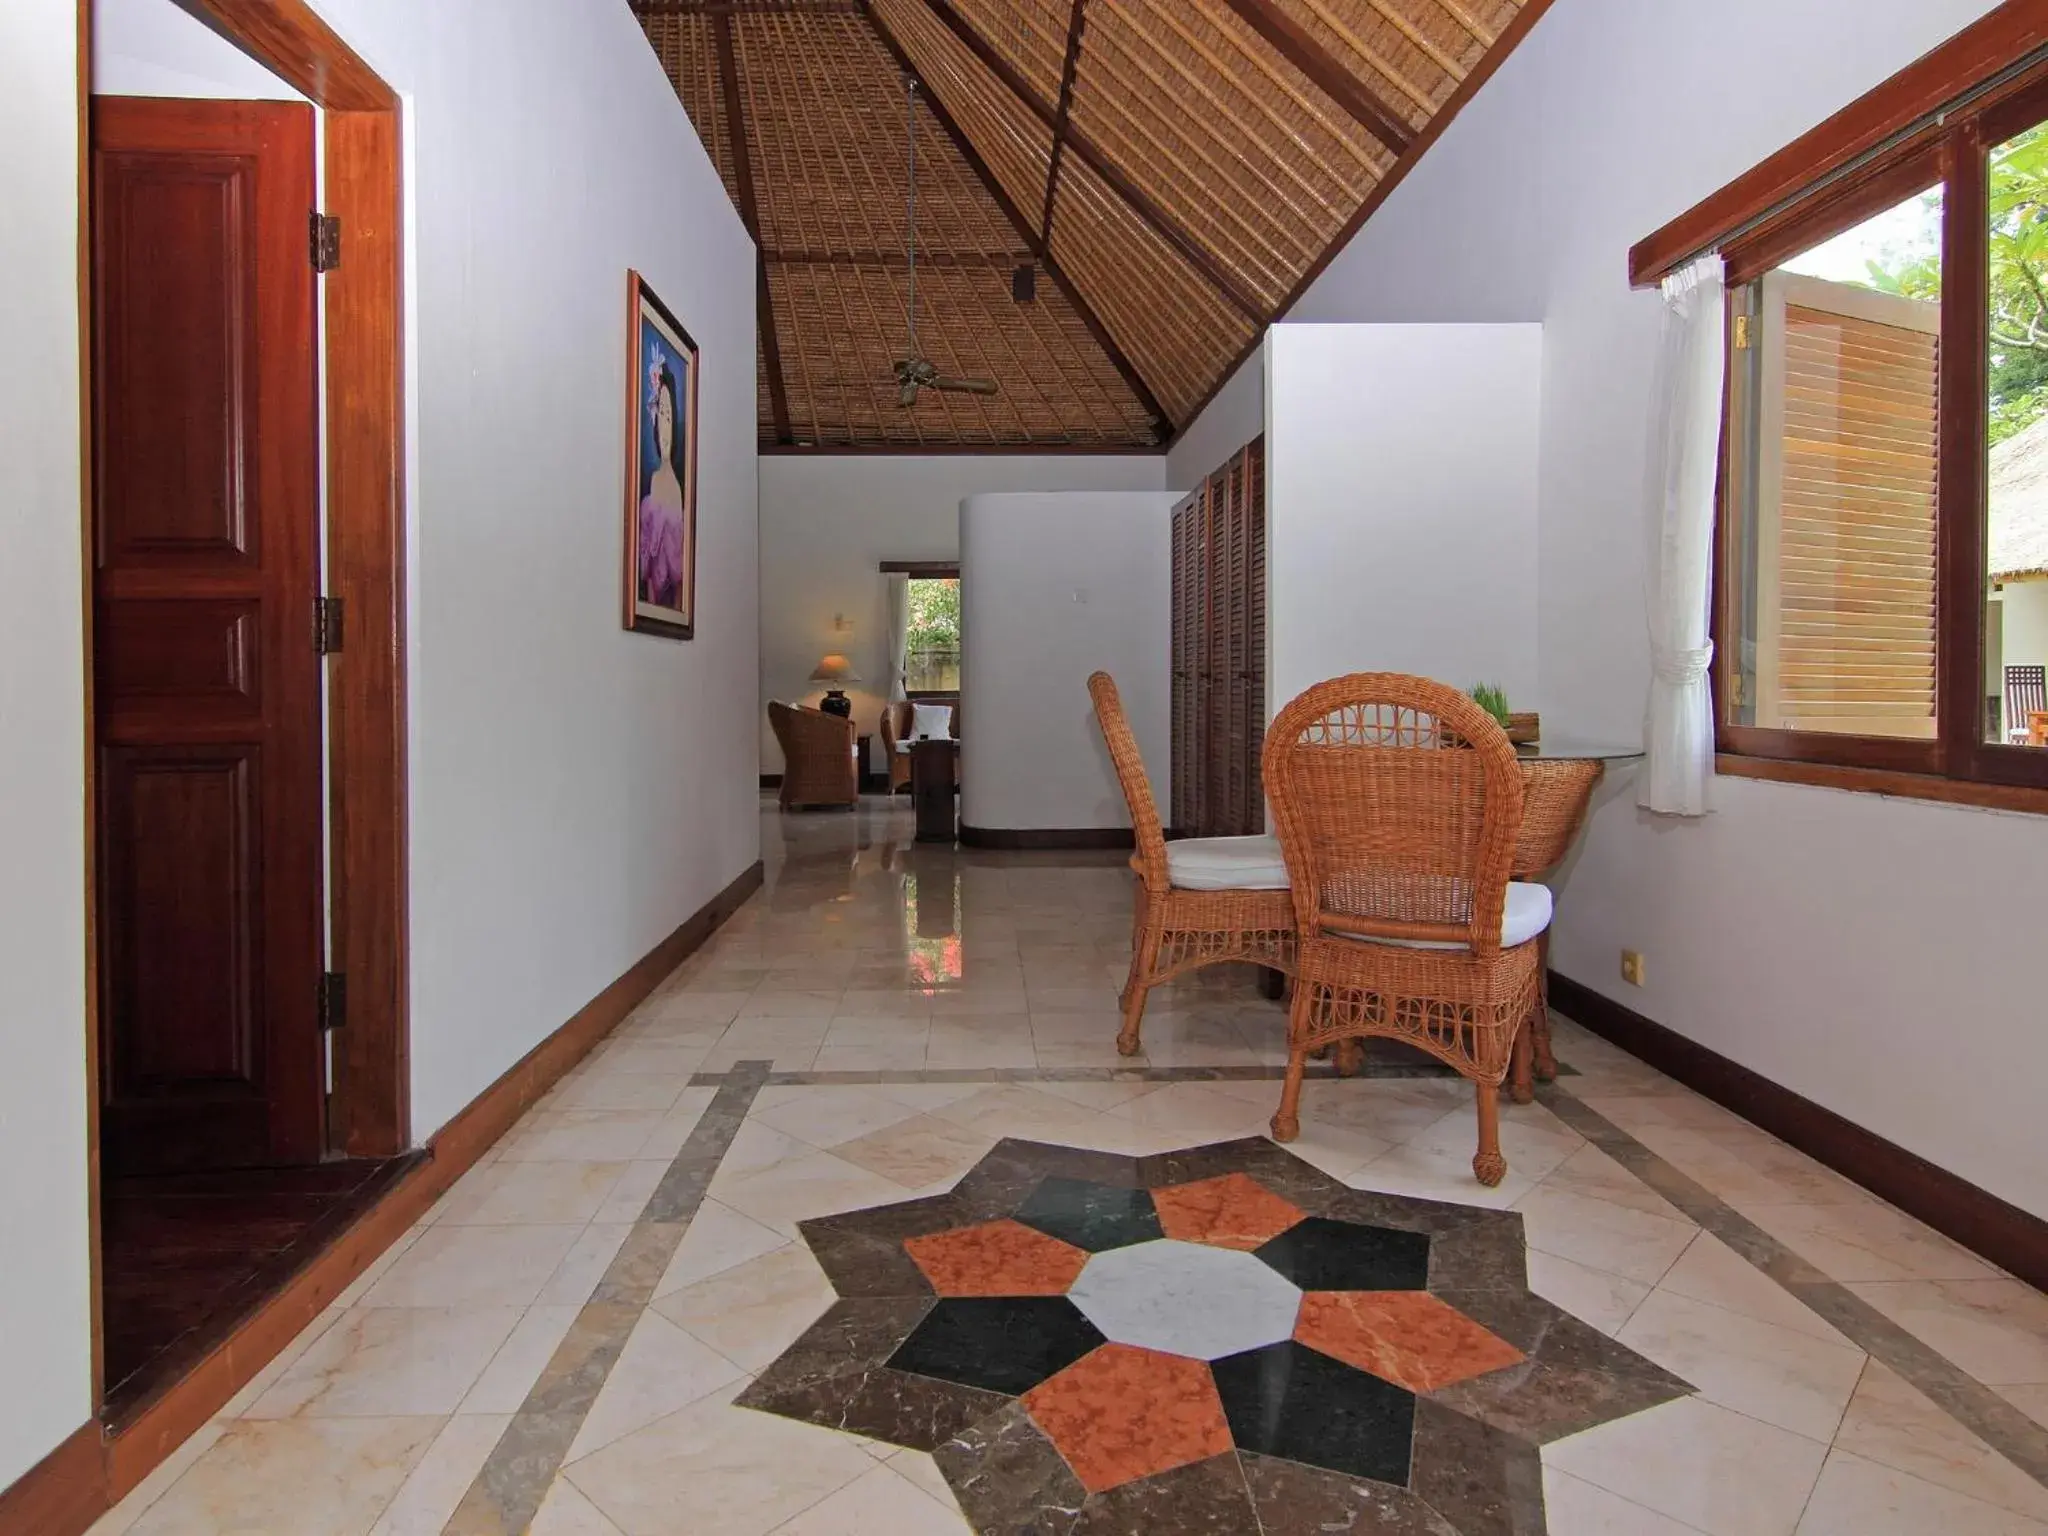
[737,1137,1692,1534]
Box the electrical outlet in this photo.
[1620,950,1646,988]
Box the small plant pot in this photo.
[1505,712,1540,745]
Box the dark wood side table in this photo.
[910,739,959,843]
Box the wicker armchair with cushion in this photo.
[879,697,960,792]
[768,701,858,810]
[1087,671,1295,1057]
[1263,674,1546,1187]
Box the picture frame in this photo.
[623,270,700,640]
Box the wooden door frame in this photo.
[79,0,411,1404]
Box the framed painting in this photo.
[623,270,700,639]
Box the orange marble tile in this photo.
[1022,1343,1234,1493]
[1295,1290,1525,1393]
[1152,1173,1305,1251]
[903,1219,1089,1297]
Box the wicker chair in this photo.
[880,697,960,792]
[1087,671,1296,1056]
[1264,674,1546,1187]
[1514,757,1604,1081]
[768,701,858,811]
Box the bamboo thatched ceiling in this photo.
[634,0,1541,449]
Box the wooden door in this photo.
[92,98,325,1173]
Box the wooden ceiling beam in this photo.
[1038,0,1089,251]
[917,0,1267,323]
[1214,0,1413,156]
[714,11,795,444]
[765,247,1034,265]
[862,0,1173,437]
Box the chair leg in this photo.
[1333,1038,1364,1077]
[1472,1080,1507,1186]
[1117,920,1162,1057]
[1531,933,1558,1081]
[1509,1017,1534,1106]
[1271,1046,1307,1142]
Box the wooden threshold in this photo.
[1550,971,2048,1291]
[1716,752,2048,815]
[0,859,764,1536]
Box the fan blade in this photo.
[929,376,1000,396]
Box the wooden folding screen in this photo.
[1170,438,1266,836]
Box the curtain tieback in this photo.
[1652,642,1713,688]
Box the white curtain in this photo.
[1641,253,1725,817]
[883,572,910,703]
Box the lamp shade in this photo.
[810,653,861,685]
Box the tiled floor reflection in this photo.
[90,796,2048,1536]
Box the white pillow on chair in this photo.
[909,702,953,741]
[1165,835,1290,890]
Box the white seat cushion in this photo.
[1165,835,1290,891]
[1325,882,1552,952]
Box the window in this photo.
[904,575,960,695]
[1640,12,2048,800]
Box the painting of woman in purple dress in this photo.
[623,271,698,639]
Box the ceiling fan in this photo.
[891,78,998,408]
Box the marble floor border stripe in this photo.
[439,1060,772,1536]
[683,1062,1575,1088]
[1540,1082,2048,1489]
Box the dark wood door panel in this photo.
[93,97,324,1173]
[100,748,262,1097]
[94,153,256,564]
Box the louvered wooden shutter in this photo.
[1169,494,1196,834]
[1245,438,1267,831]
[1756,272,1939,738]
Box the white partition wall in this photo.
[1265,323,1542,715]
[959,491,1180,834]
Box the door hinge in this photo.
[315,595,344,655]
[1733,314,1752,350]
[310,210,342,273]
[318,972,347,1033]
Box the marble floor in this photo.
[90,797,2048,1535]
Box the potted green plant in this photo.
[1469,683,1539,747]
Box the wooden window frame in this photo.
[1634,1,2048,811]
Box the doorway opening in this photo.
[83,0,409,1428]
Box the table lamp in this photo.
[810,653,861,717]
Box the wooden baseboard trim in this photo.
[0,859,765,1536]
[1549,971,2048,1291]
[958,824,1136,850]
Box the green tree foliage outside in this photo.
[1865,127,2048,445]
[905,577,960,691]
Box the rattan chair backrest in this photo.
[1087,671,1171,886]
[1263,674,1524,955]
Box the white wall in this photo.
[757,454,1166,774]
[1179,0,2048,1216]
[88,1,760,1164]
[0,0,94,1493]
[1265,323,1541,713]
[959,492,1179,831]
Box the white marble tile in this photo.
[86,1423,227,1535]
[1513,1185,1697,1287]
[1068,1239,1302,1360]
[1832,1360,2048,1522]
[1615,1288,1866,1442]
[127,1417,443,1536]
[653,1242,835,1369]
[1544,1394,1828,1536]
[564,1383,874,1536]
[247,1304,524,1418]
[498,1110,672,1164]
[1525,1250,1651,1335]
[567,1310,747,1461]
[1536,1143,1691,1223]
[654,1197,791,1298]
[529,1476,630,1534]
[432,1159,629,1226]
[360,1224,588,1309]
[753,1086,926,1148]
[710,1148,913,1237]
[1539,1467,1710,1534]
[832,1113,999,1189]
[368,1414,511,1535]
[769,1463,972,1534]
[537,1223,635,1306]
[1655,1232,1850,1344]
[1794,1449,2048,1535]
